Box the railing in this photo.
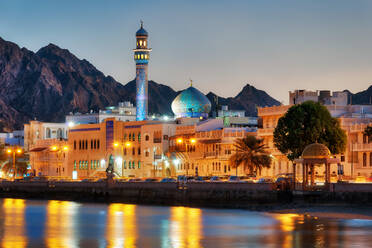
[154,154,162,160]
[204,152,219,158]
[352,143,372,151]
[257,128,275,136]
[153,138,162,143]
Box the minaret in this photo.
[134,21,151,121]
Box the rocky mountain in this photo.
[0,37,281,131]
[207,84,281,116]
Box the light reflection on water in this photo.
[0,198,370,247]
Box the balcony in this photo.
[154,154,162,160]
[153,138,162,143]
[257,128,275,136]
[352,143,372,152]
[204,152,218,158]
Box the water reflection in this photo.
[0,199,370,247]
[170,207,202,248]
[45,200,79,248]
[1,198,27,248]
[106,204,137,248]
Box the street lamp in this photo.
[6,147,23,180]
[50,145,68,178]
[113,141,132,177]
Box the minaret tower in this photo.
[134,21,151,121]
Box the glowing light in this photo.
[173,159,180,166]
[67,121,75,128]
[125,142,131,148]
[101,159,106,167]
[177,138,183,144]
[63,146,68,151]
[51,146,58,151]
[6,149,11,154]
[164,160,169,167]
[115,157,123,166]
[163,115,169,121]
[114,142,119,147]
[72,171,78,180]
[16,149,22,154]
[190,138,196,144]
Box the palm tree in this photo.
[364,125,372,140]
[229,135,272,176]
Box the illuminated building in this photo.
[134,21,151,121]
[257,90,372,179]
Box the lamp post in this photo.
[176,137,196,176]
[6,147,23,181]
[114,141,131,177]
[50,144,68,178]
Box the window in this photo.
[141,54,144,59]
[370,153,372,167]
[85,140,88,149]
[94,140,96,149]
[363,153,367,167]
[138,148,141,155]
[124,148,127,155]
[364,134,368,144]
[132,133,135,141]
[79,140,81,150]
[91,140,93,149]
[124,161,126,169]
[145,151,149,157]
[138,133,141,141]
[74,161,76,170]
[144,41,146,46]
[139,40,142,46]
[132,147,135,155]
[46,128,51,138]
[97,140,100,149]
[138,161,141,169]
[124,133,127,140]
[74,141,76,150]
[145,135,149,141]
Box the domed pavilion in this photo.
[171,85,211,119]
[294,143,340,190]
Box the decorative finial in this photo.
[140,20,143,28]
[190,78,193,87]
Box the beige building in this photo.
[258,94,372,180]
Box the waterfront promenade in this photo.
[0,180,371,209]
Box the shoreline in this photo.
[270,205,372,220]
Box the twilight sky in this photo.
[1,0,372,103]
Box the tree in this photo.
[273,101,347,161]
[229,135,272,175]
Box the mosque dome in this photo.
[171,86,211,118]
[136,23,148,36]
[301,143,331,159]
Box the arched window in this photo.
[57,128,63,139]
[139,40,142,46]
[132,133,135,141]
[363,153,367,167]
[145,135,149,141]
[46,128,51,138]
[74,140,76,150]
[141,54,144,59]
[138,133,141,141]
[370,153,372,167]
[144,41,146,46]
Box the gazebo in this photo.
[294,143,340,191]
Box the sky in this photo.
[1,0,372,103]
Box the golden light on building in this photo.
[177,138,183,144]
[16,149,22,154]
[190,138,196,144]
[125,142,131,148]
[63,146,68,151]
[114,142,119,147]
[6,149,11,154]
[51,146,58,151]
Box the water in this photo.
[0,198,371,248]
